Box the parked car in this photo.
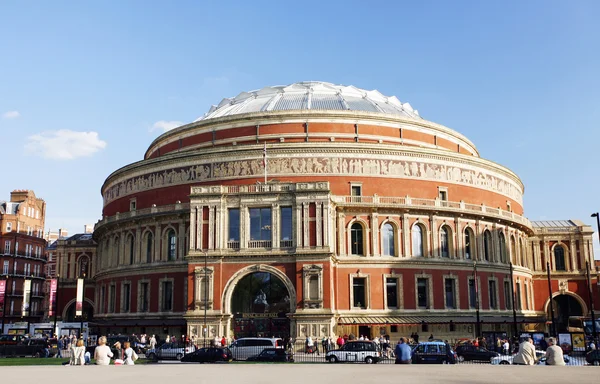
[411,341,457,364]
[247,348,293,362]
[455,345,499,363]
[325,341,381,364]
[0,338,52,357]
[146,342,195,361]
[180,347,232,363]
[228,338,282,361]
[585,350,600,366]
[0,334,26,346]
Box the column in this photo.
[316,202,323,247]
[190,206,196,250]
[455,218,462,259]
[240,204,247,250]
[430,215,437,258]
[492,225,500,263]
[371,212,379,257]
[136,225,142,263]
[154,224,161,262]
[569,236,576,271]
[296,204,303,248]
[178,218,185,258]
[215,205,222,250]
[303,202,309,248]
[197,206,203,250]
[475,221,483,262]
[337,212,346,256]
[583,238,590,266]
[272,203,280,249]
[322,202,330,248]
[402,215,410,257]
[208,206,215,250]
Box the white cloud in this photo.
[2,110,20,119]
[152,120,184,132]
[24,130,107,160]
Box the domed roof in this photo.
[196,81,421,121]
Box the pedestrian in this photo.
[94,336,114,365]
[502,339,510,355]
[322,336,328,353]
[428,333,434,341]
[113,341,123,364]
[123,341,137,365]
[70,339,86,366]
[513,338,537,365]
[544,337,565,366]
[496,337,502,353]
[336,335,343,349]
[413,333,419,344]
[394,338,412,364]
[149,334,157,350]
[57,335,63,358]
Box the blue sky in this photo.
[1,1,599,246]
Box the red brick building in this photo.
[89,82,598,341]
[0,190,47,333]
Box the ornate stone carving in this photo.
[558,279,568,294]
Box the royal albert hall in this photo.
[92,81,597,342]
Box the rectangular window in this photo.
[140,282,149,312]
[108,285,116,313]
[130,199,136,211]
[351,185,362,196]
[308,275,319,300]
[249,208,272,244]
[439,190,447,201]
[352,277,366,308]
[386,278,398,308]
[489,280,497,309]
[280,207,293,247]
[445,278,456,309]
[417,278,429,308]
[4,241,10,254]
[516,282,522,310]
[122,283,131,313]
[504,281,512,310]
[228,209,240,242]
[162,281,173,311]
[2,261,8,274]
[468,278,477,309]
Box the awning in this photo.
[337,315,545,326]
[88,319,186,327]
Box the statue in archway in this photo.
[254,290,269,307]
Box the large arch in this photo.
[62,298,95,322]
[222,264,296,315]
[543,292,588,332]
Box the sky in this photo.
[1,1,599,251]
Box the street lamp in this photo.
[590,213,600,344]
[473,261,481,338]
[52,274,60,337]
[203,250,208,348]
[546,262,556,337]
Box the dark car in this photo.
[0,338,52,357]
[247,348,293,362]
[411,342,457,364]
[180,347,232,363]
[0,334,25,345]
[586,350,600,366]
[455,345,499,363]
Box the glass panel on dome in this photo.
[344,97,380,112]
[310,94,345,110]
[273,94,308,110]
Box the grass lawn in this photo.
[0,358,153,366]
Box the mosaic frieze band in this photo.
[103,155,523,206]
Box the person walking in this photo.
[394,338,412,364]
[56,336,63,358]
[149,335,157,350]
[94,336,114,365]
[513,338,537,365]
[544,337,565,366]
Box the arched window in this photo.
[464,228,474,260]
[510,235,517,265]
[350,223,364,256]
[498,232,507,263]
[78,256,89,277]
[412,224,424,257]
[146,232,153,263]
[128,234,135,265]
[554,246,566,271]
[483,230,492,261]
[440,226,450,258]
[167,230,177,261]
[381,223,395,256]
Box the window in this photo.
[128,235,135,265]
[445,278,456,309]
[351,185,362,196]
[468,279,478,309]
[308,275,319,300]
[146,233,153,263]
[515,282,522,310]
[439,189,448,201]
[350,223,364,255]
[140,282,149,312]
[483,231,492,261]
[554,246,566,271]
[122,283,131,313]
[228,209,240,243]
[504,281,512,310]
[498,232,507,263]
[249,208,272,242]
[2,261,8,274]
[464,228,473,260]
[417,278,429,308]
[162,281,173,311]
[4,241,10,254]
[167,230,177,260]
[79,257,89,277]
[386,278,398,308]
[6,222,12,232]
[489,280,497,309]
[280,207,293,246]
[108,285,116,313]
[440,226,450,258]
[381,223,395,256]
[352,277,366,308]
[130,199,136,211]
[412,224,424,257]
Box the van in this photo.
[228,337,282,360]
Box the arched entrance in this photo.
[63,299,94,323]
[548,294,584,332]
[227,267,294,339]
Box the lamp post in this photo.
[203,250,208,348]
[547,262,556,337]
[586,260,598,344]
[509,263,518,337]
[473,261,481,338]
[52,274,60,337]
[80,273,85,341]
